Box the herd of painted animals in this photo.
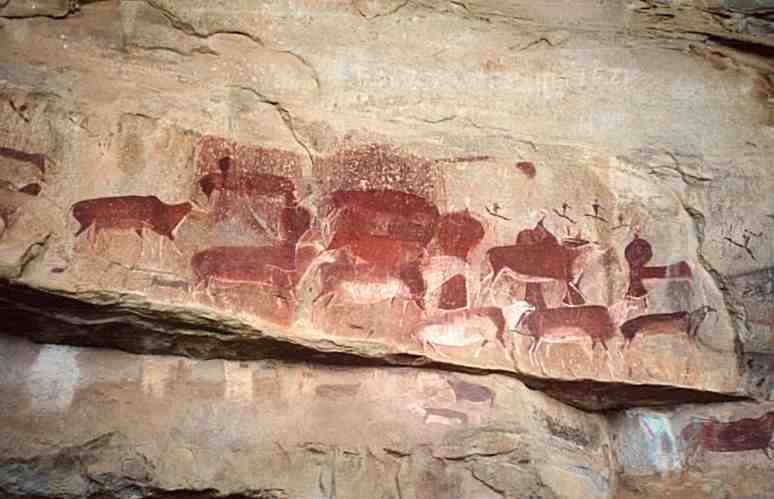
[2,139,722,367]
[61,140,718,367]
[1,138,773,465]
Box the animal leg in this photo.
[427,340,449,359]
[477,272,495,307]
[399,299,409,329]
[532,337,548,374]
[527,337,538,368]
[509,332,520,360]
[190,277,204,298]
[89,225,99,251]
[205,278,215,302]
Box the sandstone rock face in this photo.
[0,0,772,496]
[0,336,614,499]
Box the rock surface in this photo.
[0,0,773,496]
[0,335,614,499]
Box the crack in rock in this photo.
[142,0,320,94]
[228,85,315,174]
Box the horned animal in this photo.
[482,239,604,308]
[619,305,717,348]
[514,302,640,373]
[71,195,194,255]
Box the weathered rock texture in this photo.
[0,336,614,499]
[0,0,773,497]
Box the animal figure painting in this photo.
[65,135,717,377]
[71,195,194,256]
[680,411,774,464]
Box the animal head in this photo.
[502,301,535,330]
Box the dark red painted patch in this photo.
[436,210,485,259]
[439,274,467,310]
[519,305,617,350]
[194,136,304,235]
[681,411,774,459]
[71,195,192,241]
[313,143,440,203]
[515,161,536,179]
[625,234,692,299]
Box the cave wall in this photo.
[0,0,773,497]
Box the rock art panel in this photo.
[7,128,739,395]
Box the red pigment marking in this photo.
[191,245,297,292]
[71,195,192,240]
[515,161,536,179]
[681,411,774,457]
[519,305,617,350]
[436,210,485,259]
[625,234,692,299]
[327,233,425,269]
[194,136,304,231]
[328,189,440,244]
[314,144,439,202]
[439,274,468,310]
[487,221,597,308]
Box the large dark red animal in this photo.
[190,245,297,301]
[680,411,774,464]
[324,189,440,245]
[432,210,485,310]
[198,157,297,205]
[189,201,311,300]
[514,301,641,373]
[71,195,194,254]
[482,233,605,309]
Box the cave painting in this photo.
[482,216,605,309]
[71,195,194,257]
[619,306,716,349]
[625,229,692,304]
[67,136,717,376]
[680,411,774,464]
